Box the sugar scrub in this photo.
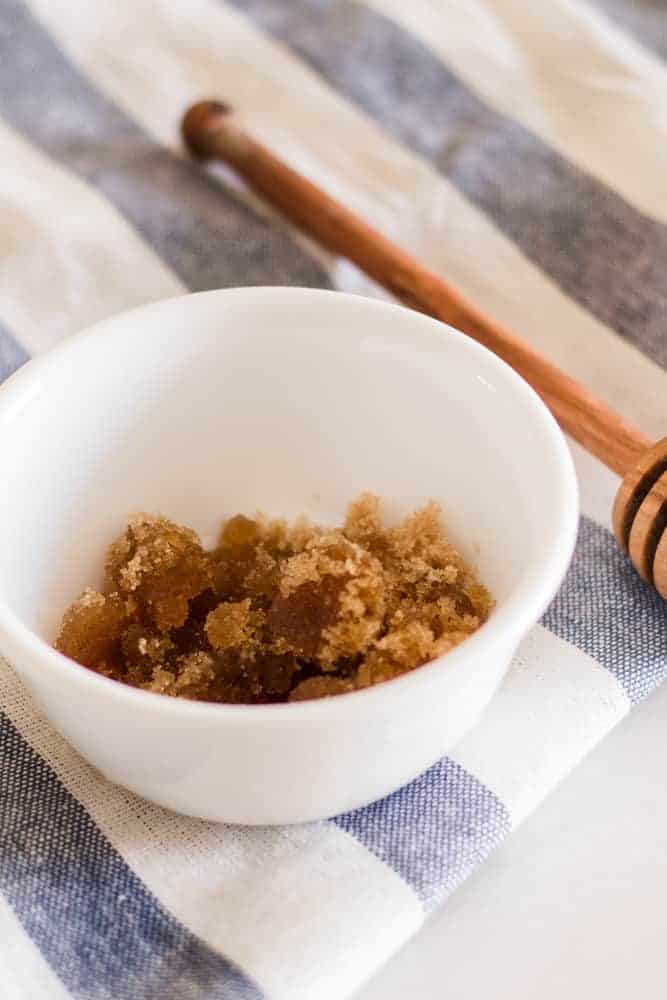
[55,494,492,703]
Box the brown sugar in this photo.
[55,495,492,703]
[55,588,130,672]
[106,513,211,631]
[205,599,263,651]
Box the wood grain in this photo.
[652,529,667,600]
[182,101,650,478]
[612,437,667,551]
[628,471,667,588]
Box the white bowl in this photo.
[0,288,578,824]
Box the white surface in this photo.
[0,894,71,1000]
[357,674,667,1000]
[450,625,629,827]
[0,288,577,825]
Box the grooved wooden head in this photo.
[613,437,667,598]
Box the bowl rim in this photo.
[0,286,579,723]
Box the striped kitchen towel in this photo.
[1,1,666,997]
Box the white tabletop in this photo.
[357,675,667,999]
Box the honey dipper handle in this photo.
[182,101,650,477]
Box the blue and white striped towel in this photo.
[1,1,666,997]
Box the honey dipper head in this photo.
[613,437,667,599]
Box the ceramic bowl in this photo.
[0,288,578,823]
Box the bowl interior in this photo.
[0,288,575,645]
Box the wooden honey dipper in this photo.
[182,100,667,599]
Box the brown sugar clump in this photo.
[266,533,385,667]
[55,494,492,702]
[55,588,130,670]
[121,624,175,686]
[205,599,262,652]
[245,652,299,699]
[266,576,344,659]
[289,675,356,702]
[320,548,385,667]
[106,514,211,632]
[357,621,437,687]
[143,651,217,699]
[213,514,288,602]
[343,492,386,554]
